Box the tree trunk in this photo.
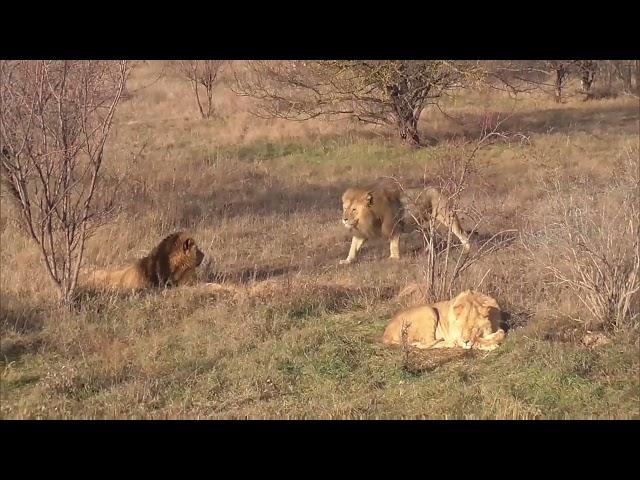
[397,114,421,146]
[191,80,207,119]
[59,281,71,306]
[391,96,422,146]
[622,63,632,93]
[554,67,565,103]
[580,61,596,100]
[386,77,424,146]
[205,83,214,119]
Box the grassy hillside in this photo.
[1,62,638,419]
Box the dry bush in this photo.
[401,123,520,303]
[1,60,132,304]
[2,62,638,419]
[174,61,226,119]
[523,146,640,330]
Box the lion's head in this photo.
[149,231,205,285]
[341,187,379,235]
[168,231,204,271]
[450,290,501,349]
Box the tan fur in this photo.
[382,290,506,351]
[83,231,205,291]
[340,178,470,264]
[396,282,427,306]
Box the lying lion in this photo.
[383,289,506,351]
[340,178,470,264]
[82,231,204,291]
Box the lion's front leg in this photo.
[433,204,471,252]
[410,338,444,349]
[473,329,506,351]
[175,268,198,286]
[429,340,458,349]
[389,234,401,260]
[340,236,366,265]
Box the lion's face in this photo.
[451,290,495,349]
[182,236,205,269]
[342,189,373,230]
[165,232,205,277]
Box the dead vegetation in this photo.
[1,61,638,419]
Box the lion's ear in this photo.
[453,303,464,316]
[365,192,374,206]
[183,238,194,252]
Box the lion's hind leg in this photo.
[435,210,471,252]
[429,192,471,252]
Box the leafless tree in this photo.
[175,60,226,119]
[1,60,132,305]
[232,60,483,146]
[492,60,581,103]
[548,61,575,103]
[494,60,640,101]
[577,60,597,99]
[602,60,638,95]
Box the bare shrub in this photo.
[232,60,483,146]
[523,146,640,330]
[175,60,226,119]
[399,122,519,303]
[0,60,132,305]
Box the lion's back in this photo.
[83,263,149,290]
[383,305,439,346]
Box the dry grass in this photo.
[1,61,639,419]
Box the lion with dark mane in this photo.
[83,231,204,291]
